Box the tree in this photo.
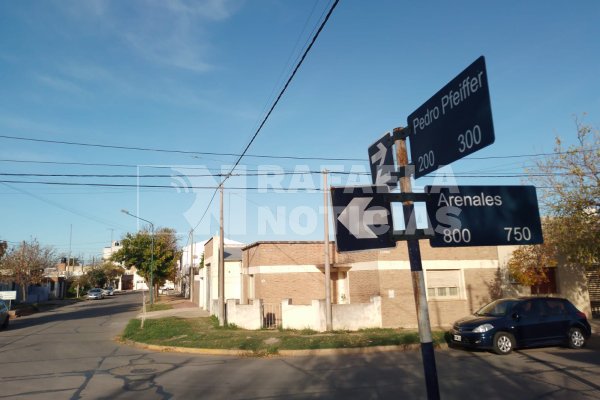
[0,241,7,260]
[0,239,56,302]
[101,262,124,287]
[508,117,599,285]
[507,242,558,292]
[111,227,180,295]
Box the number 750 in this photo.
[504,227,531,241]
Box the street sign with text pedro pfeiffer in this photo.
[425,185,543,247]
[408,56,495,178]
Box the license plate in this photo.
[453,334,461,342]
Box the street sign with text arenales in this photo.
[408,56,495,178]
[425,185,543,247]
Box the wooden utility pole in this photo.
[218,184,225,326]
[323,170,332,331]
[394,126,440,400]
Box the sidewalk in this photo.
[136,297,209,320]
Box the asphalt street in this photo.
[1,292,599,400]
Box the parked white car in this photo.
[102,287,115,296]
[87,288,104,300]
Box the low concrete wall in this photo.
[332,296,382,330]
[281,299,322,331]
[226,299,262,330]
[281,296,382,332]
[210,299,219,317]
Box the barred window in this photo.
[426,270,461,299]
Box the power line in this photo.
[190,0,341,231]
[0,145,596,172]
[0,179,332,190]
[0,133,362,161]
[225,0,341,176]
[0,170,370,178]
[0,182,129,229]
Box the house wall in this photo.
[557,263,592,317]
[203,237,244,314]
[242,241,525,329]
[253,269,325,305]
[192,275,200,306]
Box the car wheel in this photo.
[493,332,514,355]
[567,327,586,349]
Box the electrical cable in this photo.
[0,133,362,162]
[189,0,341,231]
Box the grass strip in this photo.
[121,316,447,355]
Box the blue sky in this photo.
[1,0,599,260]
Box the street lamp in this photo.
[121,209,155,305]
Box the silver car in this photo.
[87,288,104,300]
[102,287,115,296]
[0,300,9,329]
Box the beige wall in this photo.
[244,242,334,267]
[254,272,325,305]
[557,264,592,317]
[241,241,574,329]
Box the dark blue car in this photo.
[450,297,591,355]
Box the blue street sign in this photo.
[408,56,495,178]
[425,185,543,247]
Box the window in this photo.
[426,270,461,299]
[531,268,557,294]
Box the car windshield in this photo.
[475,299,517,317]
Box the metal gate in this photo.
[261,303,282,329]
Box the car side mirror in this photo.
[512,312,520,321]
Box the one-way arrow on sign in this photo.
[331,186,396,252]
[338,197,388,239]
[368,132,396,189]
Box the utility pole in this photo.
[323,170,332,331]
[218,184,225,326]
[394,127,440,400]
[189,228,194,300]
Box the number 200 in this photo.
[418,150,435,172]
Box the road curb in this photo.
[119,338,449,357]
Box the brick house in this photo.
[239,240,591,328]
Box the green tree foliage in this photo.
[0,239,56,301]
[111,227,180,292]
[100,262,124,287]
[509,117,599,284]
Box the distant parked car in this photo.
[0,300,9,330]
[450,297,591,355]
[87,288,104,300]
[102,287,115,296]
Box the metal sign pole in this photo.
[394,127,440,400]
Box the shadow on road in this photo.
[5,292,141,331]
